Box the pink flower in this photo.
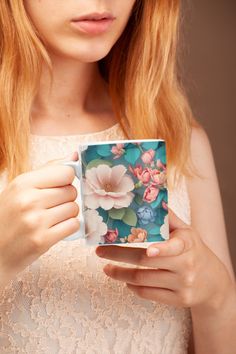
[127,227,147,243]
[129,164,143,178]
[143,184,159,203]
[137,168,152,186]
[150,169,167,186]
[111,144,125,159]
[141,149,155,164]
[84,164,134,210]
[103,228,119,243]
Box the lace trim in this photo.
[0,124,192,354]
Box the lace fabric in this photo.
[0,124,192,353]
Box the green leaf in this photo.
[97,144,111,157]
[124,148,140,164]
[122,208,137,226]
[134,194,143,205]
[86,159,112,170]
[150,189,165,209]
[109,208,126,220]
[142,142,159,150]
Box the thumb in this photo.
[168,207,188,233]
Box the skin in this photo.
[24,0,136,136]
[0,1,235,353]
[0,1,136,286]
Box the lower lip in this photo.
[70,18,115,35]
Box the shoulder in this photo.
[189,125,215,178]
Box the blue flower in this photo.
[137,206,156,225]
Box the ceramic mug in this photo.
[62,139,169,246]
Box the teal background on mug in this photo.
[80,140,169,245]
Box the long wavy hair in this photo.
[0,0,200,189]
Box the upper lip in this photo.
[71,12,115,21]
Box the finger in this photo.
[42,152,78,166]
[126,284,178,306]
[96,246,179,271]
[168,208,189,232]
[45,201,79,227]
[103,265,177,290]
[46,217,80,246]
[147,229,193,258]
[40,185,78,209]
[21,165,76,189]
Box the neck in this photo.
[33,53,111,116]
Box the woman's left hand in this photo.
[96,208,234,310]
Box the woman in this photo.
[0,1,235,353]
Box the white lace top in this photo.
[0,123,192,354]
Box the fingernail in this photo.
[71,151,79,161]
[147,248,160,257]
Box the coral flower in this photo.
[127,227,148,243]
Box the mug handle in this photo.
[61,160,85,241]
[62,160,82,179]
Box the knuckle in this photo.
[184,255,195,270]
[16,194,37,212]
[182,272,195,288]
[10,177,25,194]
[14,194,26,211]
[30,235,44,253]
[179,290,193,307]
[22,212,42,231]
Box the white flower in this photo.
[84,164,134,210]
[160,215,169,240]
[84,209,108,245]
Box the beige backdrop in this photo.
[179,0,236,272]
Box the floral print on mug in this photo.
[81,140,169,245]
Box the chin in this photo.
[51,40,113,62]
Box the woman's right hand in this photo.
[0,163,80,288]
